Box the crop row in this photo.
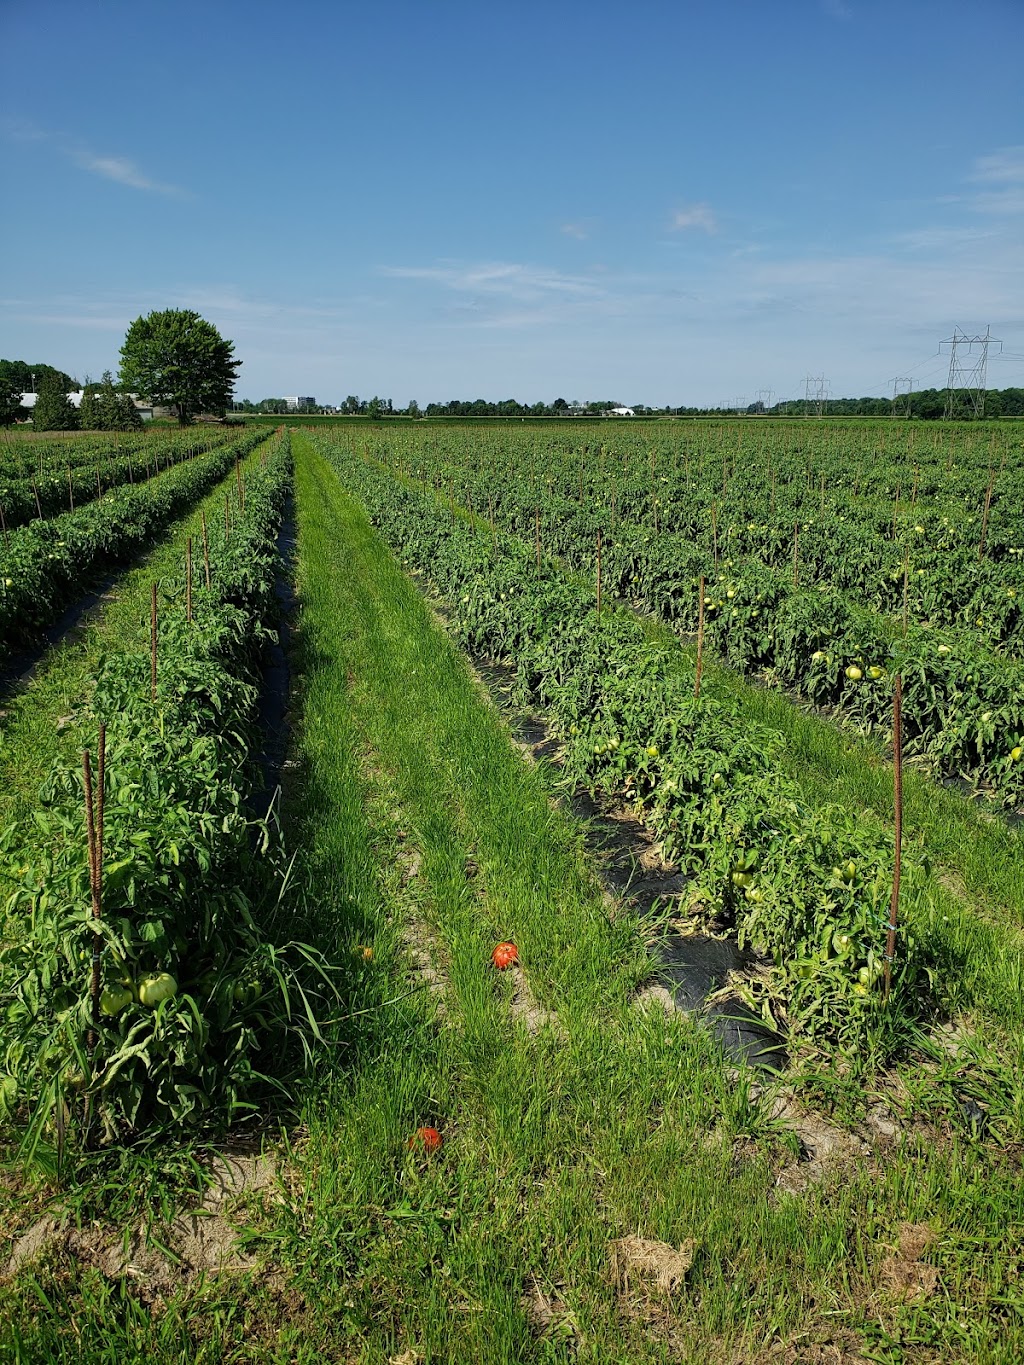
[0,428,270,657]
[357,423,1024,654]
[0,428,235,531]
[345,431,1024,804]
[0,427,232,480]
[0,430,315,1144]
[311,432,934,1056]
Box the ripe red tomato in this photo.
[491,941,519,970]
[409,1125,442,1153]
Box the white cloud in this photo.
[970,147,1024,185]
[73,151,182,196]
[561,222,588,240]
[670,202,717,233]
[2,118,186,196]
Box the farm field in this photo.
[2,420,1024,1363]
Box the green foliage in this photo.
[79,372,142,432]
[31,370,79,432]
[118,309,241,426]
[309,433,936,1057]
[0,429,268,653]
[0,433,334,1147]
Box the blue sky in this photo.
[2,0,1022,407]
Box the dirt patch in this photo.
[877,1222,939,1302]
[634,983,678,1017]
[401,915,449,1016]
[520,1273,578,1343]
[508,965,561,1035]
[609,1234,696,1297]
[768,1095,870,1194]
[5,1147,279,1295]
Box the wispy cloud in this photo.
[381,261,601,300]
[560,222,589,240]
[961,145,1024,215]
[670,202,717,233]
[822,0,852,19]
[1,118,186,196]
[970,147,1024,185]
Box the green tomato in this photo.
[731,871,754,889]
[100,986,133,1017]
[845,665,863,681]
[867,665,885,680]
[1011,747,1023,762]
[138,972,177,1007]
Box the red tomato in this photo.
[491,941,519,970]
[409,1125,442,1153]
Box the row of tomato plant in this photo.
[311,431,935,1058]
[347,427,1024,804]
[0,427,236,531]
[0,429,329,1148]
[0,428,269,658]
[353,420,1024,653]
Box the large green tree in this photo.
[118,309,241,425]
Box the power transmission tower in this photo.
[941,326,1001,419]
[756,388,774,414]
[891,377,913,419]
[803,375,829,417]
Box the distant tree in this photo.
[119,309,240,426]
[32,369,79,431]
[0,373,22,425]
[407,399,421,419]
[80,371,143,431]
[366,396,384,420]
[341,395,362,415]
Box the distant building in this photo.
[283,396,316,411]
[20,390,85,410]
[609,406,635,417]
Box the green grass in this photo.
[4,434,1024,1363]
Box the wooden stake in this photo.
[694,575,705,699]
[150,583,158,702]
[186,536,193,622]
[32,477,42,520]
[883,676,903,1003]
[711,502,718,568]
[201,510,211,588]
[235,458,244,511]
[96,469,102,502]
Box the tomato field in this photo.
[2,417,1024,1363]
